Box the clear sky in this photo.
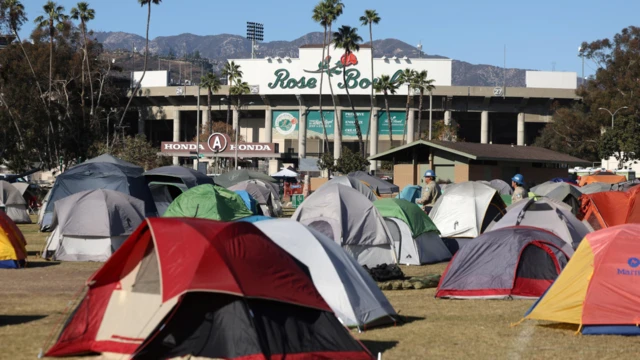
[19,0,640,76]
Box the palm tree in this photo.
[373,74,400,147]
[398,68,416,144]
[221,61,242,127]
[70,2,95,121]
[118,0,161,128]
[200,72,221,134]
[323,0,343,159]
[33,1,67,103]
[312,1,332,153]
[359,9,380,153]
[332,25,364,156]
[1,0,46,105]
[412,70,435,140]
[231,81,250,169]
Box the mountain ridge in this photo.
[93,30,529,87]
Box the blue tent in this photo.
[237,215,272,223]
[551,177,578,185]
[396,185,422,204]
[233,190,259,214]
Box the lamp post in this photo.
[234,101,255,170]
[599,106,628,128]
[428,90,433,140]
[578,46,584,84]
[246,22,264,59]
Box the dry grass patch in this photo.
[2,219,640,359]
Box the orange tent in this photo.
[578,173,627,186]
[580,186,640,230]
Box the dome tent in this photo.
[487,197,590,249]
[163,184,252,221]
[45,218,372,359]
[254,219,398,329]
[0,211,27,268]
[321,175,377,201]
[229,179,280,216]
[436,226,573,299]
[144,165,214,215]
[42,189,145,262]
[478,179,513,195]
[525,224,640,335]
[429,182,506,238]
[214,169,277,188]
[348,171,399,194]
[396,185,422,203]
[292,183,396,267]
[530,181,582,215]
[39,154,156,231]
[374,198,451,265]
[0,180,31,224]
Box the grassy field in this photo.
[1,219,640,359]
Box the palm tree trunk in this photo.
[207,88,212,134]
[417,89,424,140]
[226,86,231,126]
[318,25,330,153]
[13,31,46,107]
[402,84,410,144]
[365,23,374,159]
[80,48,86,126]
[326,23,340,160]
[343,60,364,157]
[48,24,53,104]
[81,22,95,123]
[118,2,152,127]
[385,92,392,147]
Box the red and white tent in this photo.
[46,218,372,359]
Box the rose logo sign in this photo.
[340,53,358,67]
[274,112,298,136]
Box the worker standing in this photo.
[511,174,527,204]
[417,170,441,214]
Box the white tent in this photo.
[292,183,395,267]
[0,180,31,224]
[321,175,377,201]
[430,182,506,238]
[271,168,298,178]
[384,218,451,265]
[42,189,145,261]
[254,219,398,329]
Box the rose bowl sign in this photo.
[161,133,276,157]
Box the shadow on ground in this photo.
[539,323,580,332]
[26,261,60,268]
[361,340,399,354]
[0,315,46,327]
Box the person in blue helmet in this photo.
[417,169,441,214]
[511,174,527,204]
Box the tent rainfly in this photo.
[0,180,31,224]
[321,176,377,201]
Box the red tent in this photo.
[46,218,372,359]
[580,186,640,230]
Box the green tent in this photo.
[501,194,512,206]
[214,169,277,188]
[373,198,439,237]
[163,184,253,221]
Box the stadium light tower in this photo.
[246,22,264,59]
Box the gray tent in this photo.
[530,181,582,215]
[229,179,280,216]
[436,227,573,299]
[580,182,614,194]
[322,176,377,201]
[487,198,590,249]
[348,171,399,194]
[292,183,395,267]
[144,166,213,215]
[144,165,214,188]
[0,181,31,223]
[214,169,277,188]
[38,154,156,231]
[254,220,398,329]
[42,189,145,261]
[479,179,513,195]
[430,182,506,238]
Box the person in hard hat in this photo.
[511,174,527,204]
[417,170,441,214]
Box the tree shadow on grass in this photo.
[26,261,60,268]
[0,315,46,327]
[360,340,399,354]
